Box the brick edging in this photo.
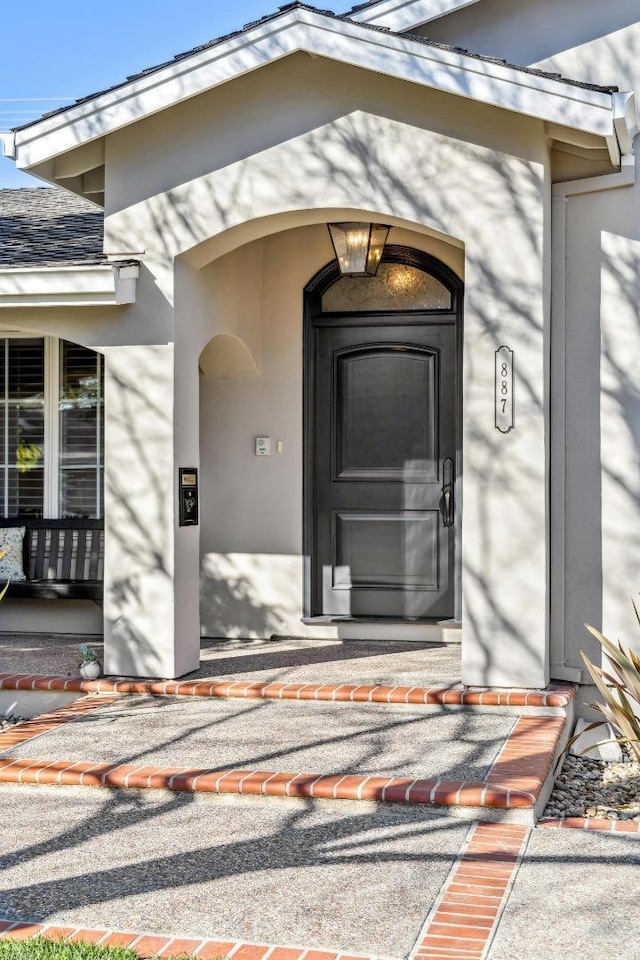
[0,918,372,960]
[0,759,536,808]
[0,695,120,752]
[0,707,566,812]
[538,817,640,834]
[409,821,529,959]
[485,716,565,803]
[0,674,576,708]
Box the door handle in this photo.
[442,458,454,527]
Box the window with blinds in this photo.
[0,337,104,519]
[0,339,46,517]
[59,343,104,519]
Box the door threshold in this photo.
[301,617,461,626]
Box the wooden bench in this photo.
[1,517,104,602]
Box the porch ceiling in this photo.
[1,3,634,197]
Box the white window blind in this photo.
[0,337,104,519]
[0,338,46,517]
[59,342,104,519]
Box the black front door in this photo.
[309,315,458,619]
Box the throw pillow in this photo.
[0,527,27,582]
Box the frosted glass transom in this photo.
[321,262,452,312]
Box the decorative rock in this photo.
[545,751,640,820]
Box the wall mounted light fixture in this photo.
[327,222,390,276]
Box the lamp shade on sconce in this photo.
[327,222,390,276]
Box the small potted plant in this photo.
[77,643,101,680]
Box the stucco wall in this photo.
[545,26,640,668]
[420,2,640,669]
[549,178,640,670]
[2,50,553,684]
[0,600,102,636]
[97,50,551,685]
[418,0,640,72]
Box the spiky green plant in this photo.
[568,603,640,763]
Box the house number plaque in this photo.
[495,346,514,433]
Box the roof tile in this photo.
[0,188,106,269]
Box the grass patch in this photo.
[0,938,142,960]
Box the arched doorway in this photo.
[303,245,463,622]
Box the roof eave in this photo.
[3,7,631,173]
[0,263,139,308]
[348,0,482,32]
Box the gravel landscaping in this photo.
[544,751,640,821]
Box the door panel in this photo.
[333,510,439,590]
[335,347,438,481]
[312,318,457,619]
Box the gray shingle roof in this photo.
[0,188,107,268]
[11,2,617,133]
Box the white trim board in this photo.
[0,264,139,308]
[4,6,630,173]
[348,0,482,31]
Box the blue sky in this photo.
[0,0,346,189]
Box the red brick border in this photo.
[0,674,575,709]
[0,919,369,960]
[0,695,120,752]
[0,714,566,812]
[0,701,566,811]
[538,817,640,834]
[409,821,529,959]
[485,716,565,804]
[0,759,523,807]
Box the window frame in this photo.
[0,332,103,520]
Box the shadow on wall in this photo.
[200,553,296,638]
[108,99,552,681]
[104,344,176,675]
[188,122,548,679]
[598,231,640,652]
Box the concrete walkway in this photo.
[1,786,638,959]
[0,642,638,959]
[490,827,640,960]
[8,695,513,782]
[0,634,462,687]
[0,785,469,958]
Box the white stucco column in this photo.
[460,236,549,690]
[102,344,200,678]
